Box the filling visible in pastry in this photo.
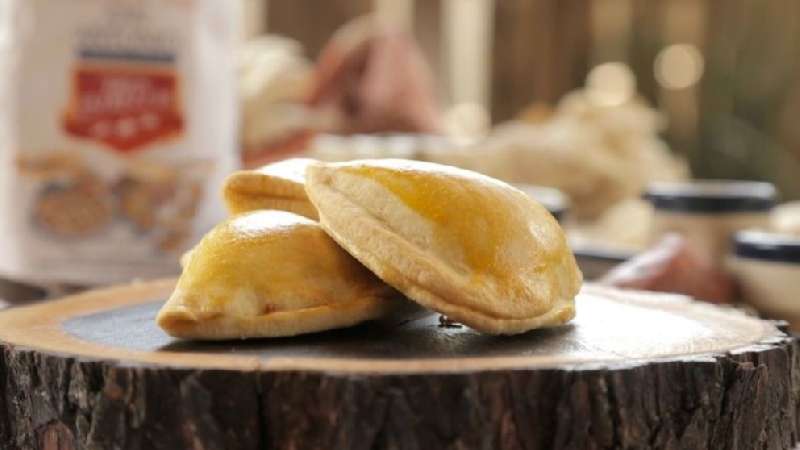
[223,158,318,219]
[156,209,400,339]
[305,159,582,334]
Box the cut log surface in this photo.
[0,279,798,449]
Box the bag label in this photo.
[63,64,183,152]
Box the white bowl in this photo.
[644,180,777,263]
[728,230,800,322]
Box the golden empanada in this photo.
[223,158,318,219]
[157,210,400,339]
[305,159,582,334]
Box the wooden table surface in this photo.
[0,279,797,449]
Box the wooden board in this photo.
[0,279,798,449]
[491,0,591,121]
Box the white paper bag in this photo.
[0,0,240,284]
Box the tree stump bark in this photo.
[0,279,797,449]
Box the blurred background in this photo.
[244,0,800,198]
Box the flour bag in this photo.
[0,0,239,284]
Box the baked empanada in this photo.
[223,158,318,219]
[157,210,400,339]
[305,159,582,334]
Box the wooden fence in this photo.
[258,0,800,199]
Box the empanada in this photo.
[223,158,318,219]
[305,159,582,334]
[157,210,400,339]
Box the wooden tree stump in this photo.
[0,279,797,449]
